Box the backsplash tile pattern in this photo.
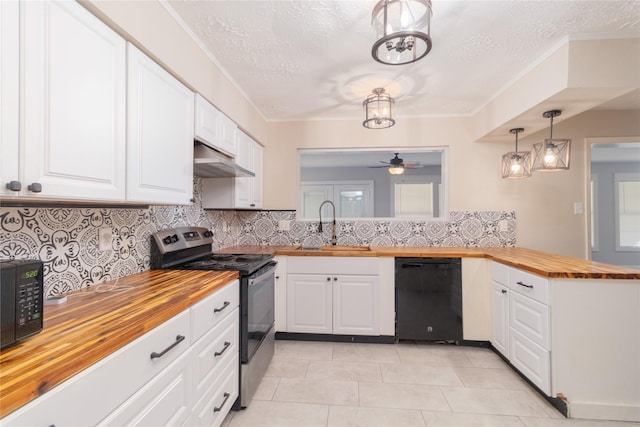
[236,210,516,248]
[1,178,515,296]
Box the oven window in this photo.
[246,268,275,360]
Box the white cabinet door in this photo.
[20,0,126,201]
[333,275,379,335]
[287,274,332,334]
[234,131,262,209]
[274,256,288,332]
[127,43,194,205]
[491,281,509,357]
[219,113,237,158]
[509,291,550,349]
[0,0,19,198]
[252,142,264,208]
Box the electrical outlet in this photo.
[98,227,112,251]
[574,202,584,215]
[278,220,291,231]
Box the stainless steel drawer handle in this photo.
[214,301,230,313]
[150,335,185,359]
[213,392,231,412]
[214,341,231,357]
[516,281,534,289]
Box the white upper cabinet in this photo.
[194,93,237,158]
[126,43,194,205]
[0,0,19,198]
[9,0,127,201]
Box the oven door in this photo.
[242,261,276,363]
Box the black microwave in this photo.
[0,259,44,349]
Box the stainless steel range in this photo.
[150,227,275,410]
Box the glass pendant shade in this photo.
[363,88,395,129]
[531,110,570,171]
[501,128,531,179]
[388,166,405,175]
[371,0,432,65]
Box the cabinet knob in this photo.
[5,180,21,192]
[501,289,507,294]
[326,277,331,281]
[333,277,338,281]
[27,182,42,193]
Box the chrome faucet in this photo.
[318,200,337,246]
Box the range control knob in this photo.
[170,234,179,243]
[203,230,213,237]
[162,236,172,245]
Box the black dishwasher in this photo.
[395,258,462,341]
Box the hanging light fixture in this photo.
[371,0,433,65]
[362,88,395,129]
[531,110,571,171]
[387,153,405,175]
[501,128,531,179]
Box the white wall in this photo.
[265,110,640,259]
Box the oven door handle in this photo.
[248,262,277,286]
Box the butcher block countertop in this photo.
[219,245,640,279]
[0,269,238,419]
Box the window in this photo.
[298,148,448,219]
[615,173,640,251]
[299,181,374,219]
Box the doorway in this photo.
[589,138,640,268]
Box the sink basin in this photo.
[298,245,371,252]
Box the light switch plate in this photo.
[573,202,584,215]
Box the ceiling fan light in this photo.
[371,0,432,65]
[388,165,405,175]
[363,88,395,129]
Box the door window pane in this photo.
[615,173,640,250]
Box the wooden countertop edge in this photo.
[0,269,239,419]
[219,245,640,279]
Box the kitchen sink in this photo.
[298,245,371,252]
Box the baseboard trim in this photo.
[275,332,396,344]
[568,402,640,422]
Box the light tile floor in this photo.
[223,340,640,427]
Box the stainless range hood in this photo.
[193,143,255,178]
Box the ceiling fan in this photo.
[369,153,423,175]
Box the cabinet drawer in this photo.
[510,327,551,395]
[191,280,239,342]
[510,268,549,304]
[192,306,239,397]
[97,349,193,427]
[192,355,240,427]
[490,262,510,286]
[510,291,550,349]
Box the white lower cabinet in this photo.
[286,257,380,336]
[1,280,239,427]
[490,262,551,395]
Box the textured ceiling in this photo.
[165,0,640,122]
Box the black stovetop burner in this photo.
[183,253,274,276]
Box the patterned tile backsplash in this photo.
[0,178,515,297]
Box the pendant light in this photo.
[501,128,531,179]
[362,88,395,129]
[531,110,571,171]
[371,0,433,65]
